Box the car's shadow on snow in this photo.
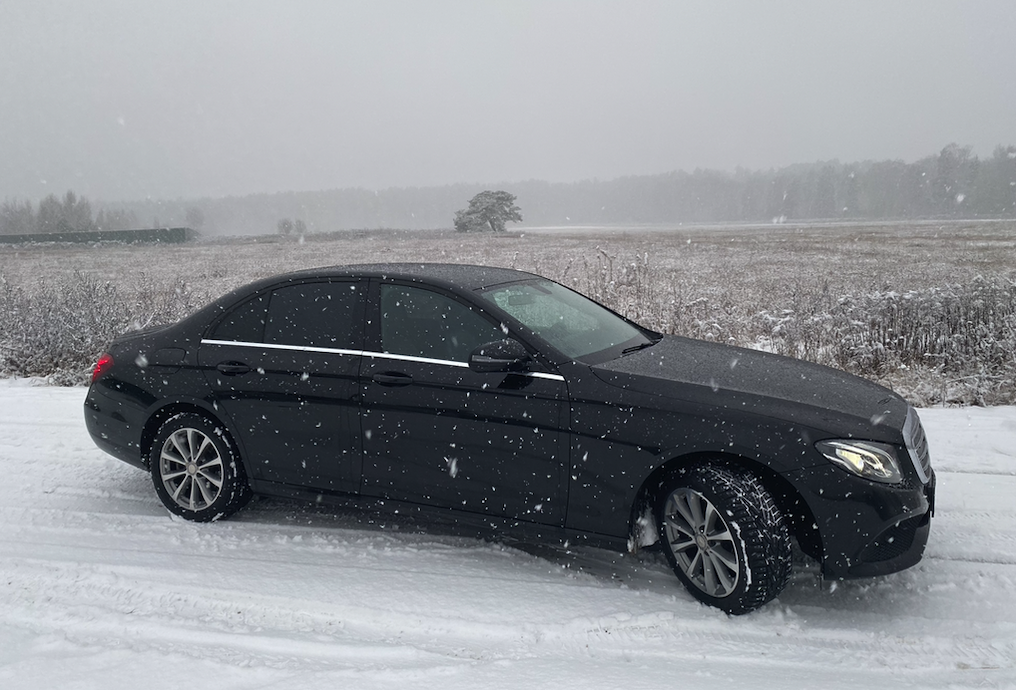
[219,496,929,618]
[229,495,685,592]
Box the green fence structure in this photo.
[0,227,197,245]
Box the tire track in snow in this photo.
[5,541,1014,680]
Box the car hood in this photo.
[592,335,909,438]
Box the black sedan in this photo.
[85,263,935,614]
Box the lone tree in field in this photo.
[454,190,522,233]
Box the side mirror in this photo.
[468,339,531,373]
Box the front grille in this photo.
[903,406,932,484]
[860,515,924,562]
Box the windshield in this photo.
[479,279,654,363]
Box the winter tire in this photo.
[656,463,792,614]
[150,413,252,522]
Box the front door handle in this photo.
[216,361,251,375]
[372,372,413,387]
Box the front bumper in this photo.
[789,464,935,579]
[847,504,933,577]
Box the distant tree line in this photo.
[6,144,1014,236]
[168,144,1016,233]
[553,143,1016,224]
[0,191,139,235]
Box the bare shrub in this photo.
[556,255,1016,406]
[2,222,1014,404]
[0,273,203,384]
[825,278,1016,405]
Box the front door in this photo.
[359,281,569,526]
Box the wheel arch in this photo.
[628,451,821,560]
[140,400,239,469]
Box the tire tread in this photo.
[657,463,792,614]
[151,412,252,522]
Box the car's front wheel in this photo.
[150,413,252,522]
[656,463,792,614]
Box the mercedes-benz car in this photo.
[85,263,935,614]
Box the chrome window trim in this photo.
[364,350,469,368]
[200,339,566,382]
[201,339,361,357]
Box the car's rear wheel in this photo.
[656,463,792,614]
[150,413,251,522]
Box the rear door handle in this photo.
[216,361,251,375]
[372,372,413,386]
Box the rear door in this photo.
[199,279,365,493]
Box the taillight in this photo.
[92,353,114,383]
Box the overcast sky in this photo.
[2,0,1014,203]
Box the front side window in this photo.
[480,279,651,362]
[380,284,503,362]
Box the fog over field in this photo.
[2,1,1015,205]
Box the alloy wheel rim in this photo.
[159,428,224,511]
[663,487,740,598]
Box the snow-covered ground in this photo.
[1,380,1014,689]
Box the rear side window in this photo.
[264,281,363,350]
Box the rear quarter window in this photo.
[209,293,269,343]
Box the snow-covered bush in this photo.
[2,223,1014,403]
[0,273,203,384]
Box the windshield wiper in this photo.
[621,340,657,355]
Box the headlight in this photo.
[815,440,903,484]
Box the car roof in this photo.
[184,263,542,331]
[271,262,540,292]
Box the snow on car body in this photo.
[85,263,935,613]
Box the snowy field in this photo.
[1,379,1015,689]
